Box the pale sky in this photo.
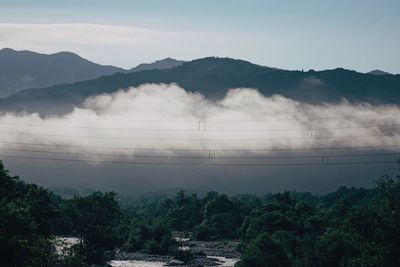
[0,0,399,73]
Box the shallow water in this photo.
[211,256,238,267]
[110,256,238,267]
[110,260,166,267]
[55,236,238,267]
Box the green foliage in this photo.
[121,218,177,255]
[192,193,244,240]
[0,159,122,266]
[236,174,400,267]
[2,160,400,267]
[66,191,121,265]
[193,223,213,241]
[236,233,291,267]
[166,191,203,231]
[0,161,58,267]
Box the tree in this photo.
[0,161,58,267]
[67,191,120,265]
[235,233,291,267]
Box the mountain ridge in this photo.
[0,48,125,97]
[0,48,184,97]
[2,56,400,115]
[130,57,185,72]
[368,69,392,76]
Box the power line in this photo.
[1,141,400,152]
[200,114,400,123]
[0,122,399,132]
[33,114,400,123]
[0,131,399,141]
[0,153,397,166]
[0,147,398,159]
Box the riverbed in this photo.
[55,237,239,266]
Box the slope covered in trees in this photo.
[2,57,400,115]
[1,160,400,266]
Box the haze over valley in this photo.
[0,53,399,193]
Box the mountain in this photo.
[368,69,391,76]
[1,57,400,115]
[0,48,125,97]
[130,57,185,72]
[0,48,186,97]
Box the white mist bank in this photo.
[1,84,399,193]
[0,84,399,159]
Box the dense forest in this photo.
[1,160,400,266]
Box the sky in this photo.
[0,0,399,72]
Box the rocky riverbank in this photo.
[114,239,240,266]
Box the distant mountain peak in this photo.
[368,69,391,76]
[130,58,185,72]
[0,47,16,53]
[51,51,81,57]
[0,48,125,97]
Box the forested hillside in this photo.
[2,57,400,115]
[1,160,400,266]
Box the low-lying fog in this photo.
[1,84,399,194]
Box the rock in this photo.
[164,259,185,266]
[195,251,206,256]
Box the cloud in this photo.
[0,23,163,46]
[1,83,399,156]
[0,84,399,193]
